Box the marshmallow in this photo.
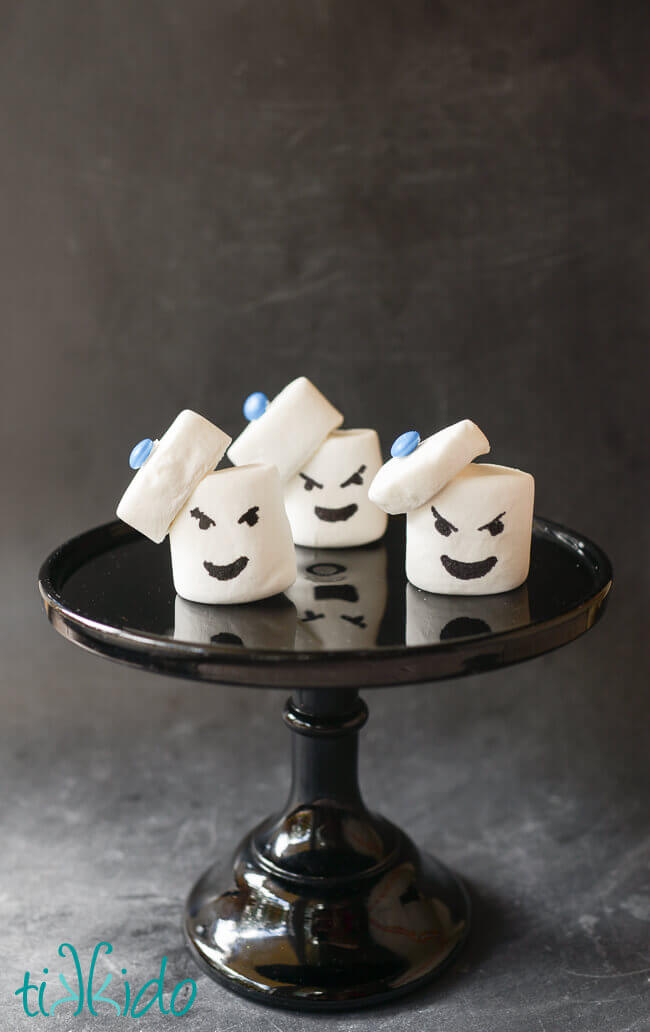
[117,410,231,543]
[369,420,490,516]
[174,594,298,650]
[406,582,530,645]
[284,429,388,548]
[406,463,534,595]
[169,463,297,604]
[228,376,343,483]
[287,544,387,649]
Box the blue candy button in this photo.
[243,392,269,421]
[391,430,420,458]
[129,438,154,469]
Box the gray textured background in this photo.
[1,2,648,1029]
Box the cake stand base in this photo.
[184,687,469,1010]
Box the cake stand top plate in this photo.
[39,517,612,689]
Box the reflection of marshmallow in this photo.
[369,420,489,516]
[174,594,297,649]
[117,410,231,543]
[169,464,297,604]
[406,464,534,595]
[287,544,387,648]
[284,429,388,548]
[227,377,343,483]
[406,582,530,645]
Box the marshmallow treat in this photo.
[117,411,297,605]
[406,582,530,645]
[117,410,231,543]
[287,544,387,649]
[284,429,388,548]
[406,463,534,595]
[174,593,297,650]
[170,464,297,604]
[227,376,343,483]
[368,420,490,516]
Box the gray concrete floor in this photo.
[1,556,648,1032]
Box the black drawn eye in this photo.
[190,507,215,530]
[300,473,323,492]
[478,512,505,537]
[431,506,458,537]
[238,506,260,527]
[340,465,367,488]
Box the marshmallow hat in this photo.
[227,377,343,483]
[117,410,297,604]
[117,410,231,543]
[228,377,387,549]
[369,421,534,595]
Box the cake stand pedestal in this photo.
[39,518,611,1010]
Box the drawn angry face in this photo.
[169,464,297,604]
[283,429,387,548]
[406,464,534,596]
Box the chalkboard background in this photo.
[1,4,648,1030]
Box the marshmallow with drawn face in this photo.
[406,582,530,645]
[284,429,388,548]
[287,544,387,649]
[406,464,534,595]
[370,422,534,595]
[170,464,297,604]
[174,593,298,649]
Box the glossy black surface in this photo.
[185,687,469,1009]
[39,516,612,689]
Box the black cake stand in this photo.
[39,516,611,1011]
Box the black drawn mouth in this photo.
[440,555,498,580]
[203,556,249,581]
[314,503,358,523]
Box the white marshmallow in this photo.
[287,544,387,649]
[174,594,298,649]
[368,420,490,516]
[284,429,388,548]
[406,582,530,645]
[169,463,297,604]
[406,463,534,595]
[227,376,343,483]
[117,410,231,543]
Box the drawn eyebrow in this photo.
[190,507,215,530]
[477,511,506,531]
[340,464,367,488]
[238,505,260,526]
[431,506,458,532]
[299,472,323,490]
